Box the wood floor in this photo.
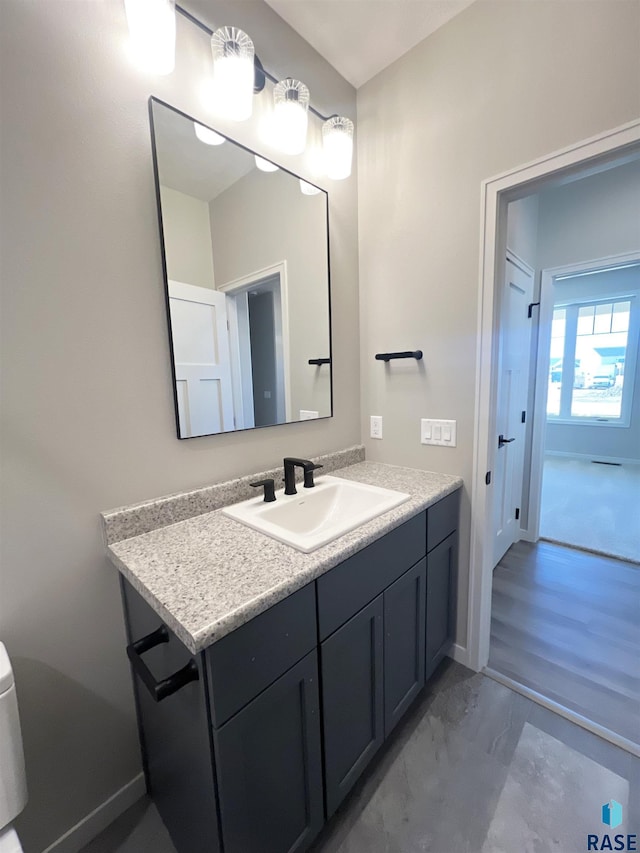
[490,540,640,747]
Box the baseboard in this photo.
[545,450,640,466]
[41,773,146,853]
[448,643,470,668]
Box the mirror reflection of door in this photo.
[168,281,235,437]
[220,266,289,431]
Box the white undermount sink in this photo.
[222,475,411,553]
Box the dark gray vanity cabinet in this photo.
[213,650,324,853]
[426,531,458,678]
[425,490,460,679]
[121,583,221,853]
[321,596,384,817]
[383,557,427,736]
[317,512,428,815]
[121,488,460,853]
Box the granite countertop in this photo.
[106,460,463,654]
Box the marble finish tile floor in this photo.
[79,663,639,853]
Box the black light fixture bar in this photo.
[175,4,336,121]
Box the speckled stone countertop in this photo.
[105,461,463,654]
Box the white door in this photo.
[492,254,534,566]
[168,280,234,437]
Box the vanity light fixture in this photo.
[322,116,354,180]
[124,0,176,75]
[137,5,357,175]
[299,180,320,196]
[254,155,278,172]
[193,122,225,145]
[273,78,310,155]
[210,26,255,121]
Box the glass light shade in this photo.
[210,27,255,122]
[255,155,278,172]
[194,122,225,145]
[124,0,176,75]
[273,79,309,155]
[299,180,320,196]
[322,116,354,180]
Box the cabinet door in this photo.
[384,558,426,737]
[426,531,458,679]
[321,596,384,817]
[214,650,323,853]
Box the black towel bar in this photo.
[308,358,331,365]
[375,350,423,362]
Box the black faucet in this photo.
[283,458,323,495]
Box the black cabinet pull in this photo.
[127,626,199,702]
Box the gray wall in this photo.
[356,0,640,648]
[210,168,331,419]
[0,2,359,850]
[159,185,217,289]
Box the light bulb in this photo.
[210,27,255,122]
[124,0,176,75]
[194,122,225,145]
[300,180,320,196]
[255,156,278,172]
[273,79,309,155]
[322,116,354,180]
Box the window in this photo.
[546,296,637,425]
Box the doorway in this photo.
[469,119,640,751]
[218,262,291,430]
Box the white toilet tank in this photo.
[0,643,27,830]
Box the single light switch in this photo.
[442,423,452,441]
[433,424,442,441]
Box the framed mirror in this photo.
[149,98,332,438]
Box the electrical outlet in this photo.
[370,415,383,439]
[421,419,456,447]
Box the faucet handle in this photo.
[303,463,323,489]
[250,479,276,502]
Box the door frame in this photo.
[468,118,640,673]
[218,261,292,428]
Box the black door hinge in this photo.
[515,507,520,520]
[485,471,492,485]
[527,302,540,319]
[521,411,526,423]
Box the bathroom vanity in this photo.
[103,450,462,853]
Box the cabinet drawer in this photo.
[317,512,426,641]
[207,583,317,727]
[427,490,460,552]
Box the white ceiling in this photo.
[264,0,477,89]
[152,101,255,201]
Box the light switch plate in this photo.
[421,419,457,447]
[370,415,383,440]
